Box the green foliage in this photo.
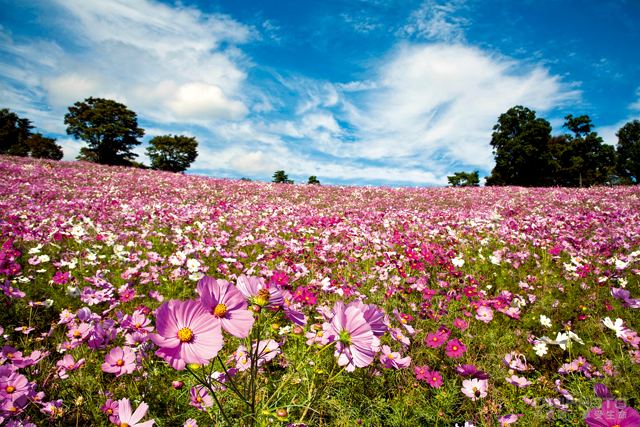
[273,170,294,184]
[1,108,64,160]
[486,106,554,187]
[307,175,320,185]
[447,171,480,187]
[616,119,640,183]
[240,177,253,181]
[26,133,64,161]
[64,97,144,166]
[146,134,199,173]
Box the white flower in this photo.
[186,259,201,272]
[451,256,465,268]
[540,315,552,327]
[28,245,43,254]
[67,286,81,298]
[44,299,54,308]
[603,317,628,338]
[567,330,584,345]
[533,342,548,357]
[189,272,205,281]
[489,255,500,265]
[37,254,50,263]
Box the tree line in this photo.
[449,105,640,187]
[1,97,199,173]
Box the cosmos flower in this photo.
[584,399,640,427]
[445,339,467,359]
[461,378,488,401]
[425,371,443,388]
[149,299,224,371]
[329,301,375,370]
[379,345,411,369]
[475,306,494,323]
[102,346,137,377]
[603,317,629,338]
[117,398,155,427]
[235,274,284,307]
[196,276,255,338]
[505,375,531,388]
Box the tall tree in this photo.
[485,106,555,186]
[447,171,480,187]
[552,114,616,186]
[146,135,199,173]
[64,97,144,166]
[307,176,320,185]
[27,134,64,160]
[1,108,34,157]
[273,170,293,184]
[616,119,640,183]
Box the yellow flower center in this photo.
[433,337,437,341]
[121,424,130,427]
[135,323,141,328]
[178,327,194,342]
[117,359,124,366]
[214,304,227,317]
[6,386,15,393]
[453,346,458,351]
[7,353,13,358]
[432,377,437,381]
[196,397,202,403]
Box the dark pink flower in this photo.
[425,371,443,388]
[445,339,467,358]
[585,399,640,427]
[102,346,136,377]
[425,330,447,348]
[149,299,223,371]
[189,386,213,411]
[415,364,430,380]
[197,276,255,338]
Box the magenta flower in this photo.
[585,399,640,427]
[453,318,469,330]
[461,378,488,401]
[282,289,308,326]
[415,364,430,380]
[425,371,443,388]
[100,398,120,424]
[505,375,531,388]
[425,330,447,348]
[102,346,136,377]
[329,301,375,369]
[445,339,467,358]
[189,386,213,411]
[52,271,69,284]
[149,299,224,371]
[379,345,411,369]
[117,398,155,427]
[0,372,29,401]
[454,364,491,380]
[594,383,614,400]
[197,276,255,338]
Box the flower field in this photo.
[1,154,640,427]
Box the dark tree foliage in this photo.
[616,119,640,183]
[273,170,293,184]
[240,177,252,182]
[1,109,64,160]
[552,114,616,187]
[27,134,64,161]
[485,106,555,187]
[64,97,144,166]
[1,108,34,157]
[146,135,199,173]
[447,171,480,187]
[307,176,320,185]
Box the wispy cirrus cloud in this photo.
[398,0,469,43]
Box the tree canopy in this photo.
[307,176,320,185]
[273,170,293,184]
[1,108,63,160]
[616,119,640,183]
[146,135,199,173]
[64,97,144,166]
[447,171,480,187]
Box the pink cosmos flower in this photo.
[100,398,120,424]
[102,346,136,377]
[189,386,213,411]
[281,289,308,326]
[505,375,531,388]
[52,271,69,284]
[329,301,375,370]
[390,328,411,346]
[476,306,494,323]
[149,299,224,371]
[425,330,447,348]
[0,372,29,401]
[585,399,640,427]
[235,274,284,307]
[497,414,518,426]
[379,345,411,369]
[392,308,415,335]
[149,290,164,302]
[445,339,467,358]
[56,354,85,371]
[197,276,255,338]
[461,378,488,401]
[117,398,155,427]
[415,364,430,380]
[345,300,386,337]
[425,371,443,388]
[453,318,469,330]
[184,419,198,427]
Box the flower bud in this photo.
[250,304,261,313]
[172,380,183,389]
[292,326,304,335]
[276,408,288,417]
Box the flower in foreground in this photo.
[461,378,488,401]
[197,276,255,338]
[117,398,155,427]
[329,301,375,370]
[603,317,629,338]
[445,339,467,358]
[497,414,518,426]
[584,399,640,427]
[425,370,443,388]
[149,299,223,371]
[102,346,136,377]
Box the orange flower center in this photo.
[117,359,124,366]
[178,327,194,342]
[214,304,227,317]
[6,386,15,393]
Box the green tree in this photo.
[616,119,640,183]
[485,106,555,186]
[26,133,64,160]
[64,97,144,166]
[1,108,34,157]
[447,171,480,187]
[146,135,199,173]
[551,114,616,186]
[273,170,293,184]
[307,176,320,185]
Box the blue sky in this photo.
[1,0,639,186]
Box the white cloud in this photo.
[229,151,281,175]
[167,82,249,120]
[398,0,469,43]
